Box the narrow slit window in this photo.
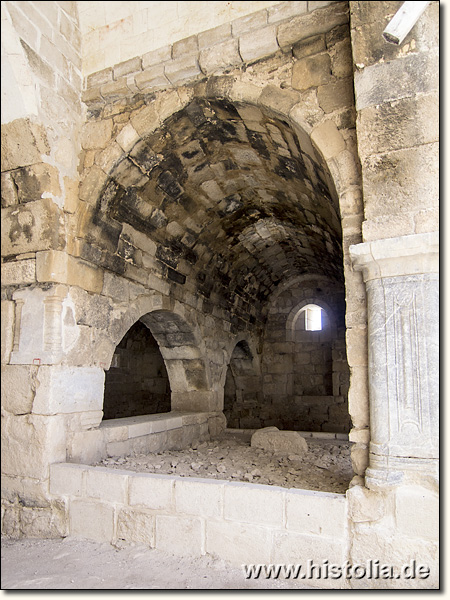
[304,305,323,331]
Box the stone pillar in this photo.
[350,232,438,490]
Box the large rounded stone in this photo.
[250,427,308,455]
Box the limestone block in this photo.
[293,34,326,60]
[175,478,224,518]
[11,163,61,204]
[142,46,172,69]
[113,57,142,79]
[198,23,231,49]
[268,1,307,24]
[116,508,155,546]
[78,166,109,205]
[81,119,113,150]
[33,366,104,415]
[135,66,170,91]
[36,250,104,294]
[1,171,19,207]
[351,444,369,477]
[2,199,64,257]
[1,364,37,415]
[155,515,203,556]
[85,467,129,504]
[1,118,50,171]
[239,26,279,63]
[1,301,15,364]
[173,35,198,59]
[224,482,284,527]
[87,68,113,88]
[67,429,105,464]
[50,463,86,497]
[2,414,66,479]
[347,484,386,523]
[354,52,438,112]
[258,86,301,118]
[363,143,439,220]
[289,92,324,135]
[329,38,353,80]
[395,485,439,541]
[19,502,68,539]
[317,77,354,113]
[232,10,267,37]
[272,530,346,566]
[70,500,114,543]
[286,488,347,537]
[205,520,272,565]
[199,39,241,75]
[292,54,331,91]
[129,473,174,510]
[251,427,308,455]
[277,2,349,49]
[311,120,346,159]
[130,104,160,137]
[357,93,439,159]
[165,56,201,86]
[115,123,140,153]
[95,142,123,173]
[100,78,130,101]
[350,524,439,589]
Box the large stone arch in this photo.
[98,294,215,413]
[75,58,365,470]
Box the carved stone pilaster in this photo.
[350,232,439,490]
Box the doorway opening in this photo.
[103,320,170,420]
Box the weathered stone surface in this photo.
[357,93,439,158]
[164,56,201,86]
[81,119,113,150]
[251,427,308,455]
[173,35,198,59]
[199,39,241,75]
[317,77,354,113]
[1,199,65,257]
[347,484,386,523]
[1,118,50,171]
[1,365,37,415]
[116,508,155,546]
[33,366,105,415]
[135,66,170,91]
[277,2,349,49]
[354,51,439,112]
[311,119,346,159]
[36,250,104,294]
[239,26,279,63]
[293,34,326,59]
[292,54,331,90]
[1,259,36,286]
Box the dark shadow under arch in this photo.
[103,319,170,420]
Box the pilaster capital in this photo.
[349,232,439,282]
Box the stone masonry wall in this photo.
[262,277,351,432]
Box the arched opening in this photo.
[103,320,170,420]
[91,93,355,437]
[223,340,261,428]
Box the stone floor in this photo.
[96,430,353,494]
[1,537,315,590]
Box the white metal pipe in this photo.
[382,1,432,45]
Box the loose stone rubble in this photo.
[95,431,353,494]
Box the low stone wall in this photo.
[67,411,226,464]
[50,462,348,587]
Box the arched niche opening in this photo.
[103,319,170,420]
[223,340,262,429]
